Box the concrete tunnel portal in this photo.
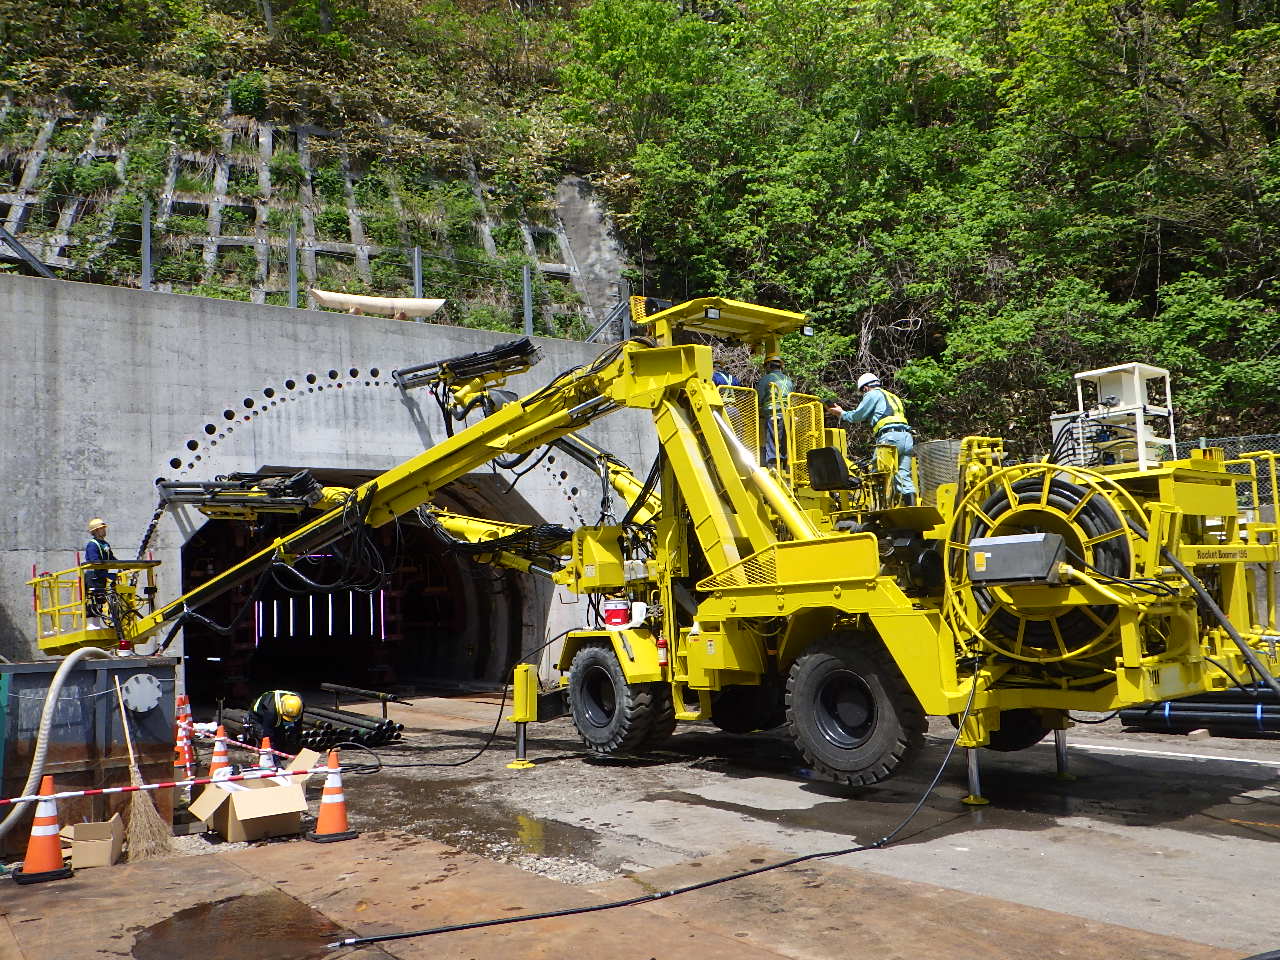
[177,468,554,708]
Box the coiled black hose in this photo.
[970,476,1130,656]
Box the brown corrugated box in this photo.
[187,749,319,843]
[59,812,124,868]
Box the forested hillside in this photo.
[3,0,1278,446]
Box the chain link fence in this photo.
[1178,434,1280,510]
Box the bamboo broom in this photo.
[113,677,173,860]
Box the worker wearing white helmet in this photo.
[83,518,116,630]
[827,373,917,504]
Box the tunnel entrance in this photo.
[179,468,548,709]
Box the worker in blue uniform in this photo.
[756,353,793,469]
[712,360,738,387]
[84,517,116,629]
[827,373,917,504]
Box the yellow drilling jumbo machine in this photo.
[31,298,1280,787]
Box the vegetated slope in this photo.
[4,0,1278,444]
[558,0,1280,445]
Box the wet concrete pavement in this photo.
[0,831,1239,959]
[2,695,1277,958]
[338,695,1280,955]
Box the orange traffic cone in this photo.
[173,695,193,778]
[305,750,358,843]
[12,776,72,884]
[258,737,276,771]
[208,725,230,779]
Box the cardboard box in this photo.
[59,813,124,868]
[188,749,320,843]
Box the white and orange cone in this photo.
[257,736,277,771]
[207,725,231,779]
[305,750,358,843]
[173,694,194,778]
[12,776,72,884]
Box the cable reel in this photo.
[943,463,1147,663]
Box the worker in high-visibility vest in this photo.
[756,353,793,469]
[827,373,917,504]
[248,690,305,754]
[83,517,116,629]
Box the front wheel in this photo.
[567,642,658,755]
[786,635,925,786]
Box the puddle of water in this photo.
[132,890,345,960]
[349,774,608,865]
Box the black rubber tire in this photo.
[711,683,786,734]
[567,642,656,755]
[786,635,925,786]
[641,683,678,748]
[985,709,1053,752]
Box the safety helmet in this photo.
[765,352,783,363]
[856,373,880,391]
[87,517,108,533]
[278,693,303,721]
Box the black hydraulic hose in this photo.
[1122,516,1280,700]
[620,449,663,527]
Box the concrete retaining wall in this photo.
[0,274,657,668]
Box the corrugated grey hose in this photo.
[0,647,113,838]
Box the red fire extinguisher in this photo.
[656,634,669,667]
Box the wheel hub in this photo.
[581,664,617,729]
[815,671,875,748]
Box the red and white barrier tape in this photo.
[0,765,332,807]
[185,721,300,760]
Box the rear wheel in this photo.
[567,642,657,755]
[786,635,925,786]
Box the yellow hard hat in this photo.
[87,518,108,532]
[765,353,783,363]
[279,693,303,721]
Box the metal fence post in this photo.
[141,198,153,291]
[287,222,297,308]
[412,246,423,301]
[522,264,534,337]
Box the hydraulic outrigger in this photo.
[31,297,1280,788]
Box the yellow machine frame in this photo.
[30,296,1280,787]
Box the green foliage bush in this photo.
[310,164,346,203]
[220,205,254,233]
[313,205,349,241]
[268,149,306,195]
[73,161,121,194]
[156,248,204,283]
[226,165,259,197]
[228,72,267,117]
[361,206,401,246]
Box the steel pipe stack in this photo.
[219,706,397,750]
[1119,684,1280,734]
[302,706,403,747]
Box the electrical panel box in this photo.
[968,533,1066,586]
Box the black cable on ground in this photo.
[341,631,572,775]
[329,669,982,950]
